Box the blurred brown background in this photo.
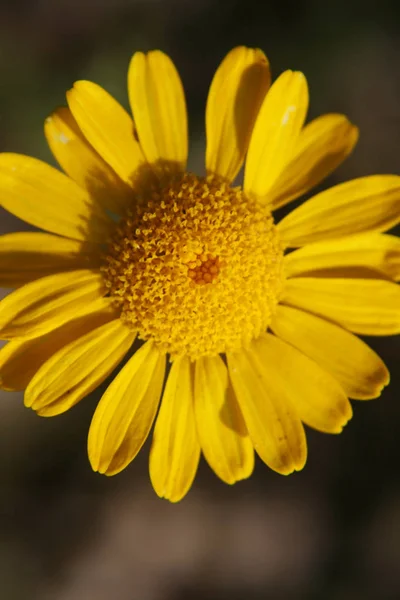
[0,1,400,599]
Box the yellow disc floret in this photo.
[102,173,285,359]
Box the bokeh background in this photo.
[1,1,400,598]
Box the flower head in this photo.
[1,47,399,501]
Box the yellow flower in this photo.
[1,47,400,501]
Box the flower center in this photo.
[102,173,285,359]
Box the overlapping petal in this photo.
[278,175,400,246]
[268,114,359,209]
[271,305,389,400]
[128,51,188,172]
[227,343,307,474]
[282,277,400,335]
[0,269,106,339]
[0,300,116,391]
[88,342,166,475]
[150,356,200,502]
[194,355,254,484]
[45,107,132,214]
[0,153,111,242]
[67,81,144,185]
[244,70,308,201]
[205,46,270,182]
[284,233,400,281]
[25,318,135,416]
[0,232,101,288]
[251,334,352,433]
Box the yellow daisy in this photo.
[1,47,400,502]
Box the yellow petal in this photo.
[271,304,390,400]
[269,114,359,209]
[0,232,101,288]
[205,46,270,182]
[244,70,309,202]
[253,333,352,433]
[0,269,106,339]
[25,318,135,416]
[282,277,400,335]
[149,356,200,502]
[194,355,254,485]
[227,344,307,474]
[88,341,166,476]
[278,175,400,247]
[128,51,188,172]
[0,153,111,242]
[0,299,116,391]
[67,81,144,185]
[284,233,400,281]
[45,107,132,214]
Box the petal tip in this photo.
[333,402,353,433]
[270,449,307,475]
[363,370,391,400]
[23,389,34,409]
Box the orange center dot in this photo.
[187,253,221,285]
